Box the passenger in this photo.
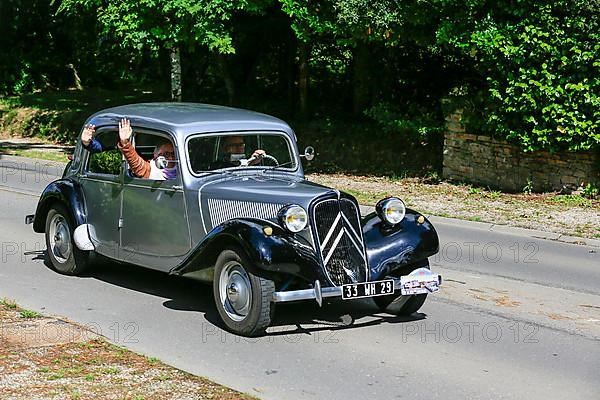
[81,124,103,153]
[117,118,177,180]
[80,118,177,180]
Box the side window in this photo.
[129,132,177,179]
[88,131,121,175]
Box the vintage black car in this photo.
[27,103,441,336]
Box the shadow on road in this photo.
[35,250,427,337]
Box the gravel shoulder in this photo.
[308,173,600,240]
[0,299,255,400]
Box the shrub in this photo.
[89,150,122,175]
[440,1,600,152]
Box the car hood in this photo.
[199,174,337,211]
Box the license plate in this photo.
[400,274,440,296]
[342,279,394,300]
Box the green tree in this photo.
[280,1,435,114]
[437,0,600,151]
[58,0,263,100]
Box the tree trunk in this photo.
[217,53,236,106]
[280,34,296,111]
[170,46,182,102]
[66,63,83,90]
[353,41,371,115]
[298,41,310,116]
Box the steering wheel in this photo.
[261,154,279,166]
[243,153,279,167]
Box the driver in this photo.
[210,135,266,169]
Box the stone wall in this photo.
[443,112,600,193]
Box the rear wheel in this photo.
[213,248,275,336]
[374,260,430,316]
[45,204,90,275]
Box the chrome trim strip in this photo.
[119,183,182,191]
[272,274,442,303]
[319,212,341,251]
[323,228,345,266]
[342,198,369,281]
[273,286,342,302]
[80,177,120,185]
[340,211,363,245]
[343,227,367,263]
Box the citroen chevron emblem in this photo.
[320,210,366,267]
[314,199,368,286]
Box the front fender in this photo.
[363,209,439,281]
[171,218,326,283]
[32,179,86,233]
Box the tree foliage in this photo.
[2,0,599,153]
[58,0,258,54]
[438,0,600,151]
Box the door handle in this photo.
[171,185,183,191]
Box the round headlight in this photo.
[278,205,308,233]
[376,197,406,225]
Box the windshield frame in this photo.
[185,130,300,178]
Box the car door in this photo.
[80,128,123,259]
[119,130,191,271]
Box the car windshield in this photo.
[187,133,297,174]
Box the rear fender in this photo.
[32,179,86,233]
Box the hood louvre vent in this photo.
[207,199,284,227]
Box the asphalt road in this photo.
[1,156,599,399]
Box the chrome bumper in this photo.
[272,269,442,307]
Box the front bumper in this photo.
[272,268,442,306]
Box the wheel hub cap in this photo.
[49,215,71,263]
[220,262,252,321]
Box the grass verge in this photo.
[0,147,70,163]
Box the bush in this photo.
[89,150,122,175]
[364,102,446,141]
[440,1,600,152]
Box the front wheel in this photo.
[213,248,275,336]
[374,260,430,316]
[45,204,90,275]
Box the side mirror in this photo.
[302,146,315,161]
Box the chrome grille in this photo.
[207,198,284,227]
[313,198,368,286]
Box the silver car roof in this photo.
[86,102,296,142]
